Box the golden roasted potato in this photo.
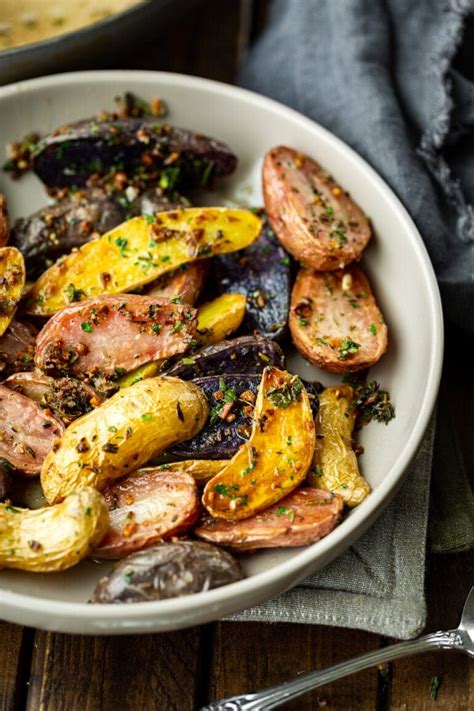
[203,367,315,520]
[117,362,163,388]
[0,487,109,572]
[290,266,387,373]
[0,247,25,336]
[145,261,208,305]
[26,208,262,316]
[308,385,370,506]
[41,377,209,504]
[263,146,371,270]
[196,293,246,346]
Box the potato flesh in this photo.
[26,208,262,316]
[41,377,209,504]
[196,293,246,346]
[203,367,315,520]
[117,361,163,389]
[0,247,25,336]
[0,487,109,572]
[309,385,370,506]
[148,460,228,484]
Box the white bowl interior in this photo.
[0,72,442,632]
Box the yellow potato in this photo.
[41,377,209,504]
[308,385,370,506]
[153,459,228,484]
[0,488,109,572]
[26,208,262,316]
[196,293,246,346]
[203,367,315,520]
[117,362,163,389]
[0,247,25,336]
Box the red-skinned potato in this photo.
[0,384,64,476]
[196,487,343,550]
[95,469,200,559]
[145,261,208,305]
[35,295,197,379]
[263,146,371,270]
[289,266,387,373]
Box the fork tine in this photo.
[460,587,474,629]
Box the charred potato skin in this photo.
[308,385,370,506]
[290,266,387,373]
[32,118,237,190]
[202,367,316,520]
[263,146,371,270]
[165,335,286,380]
[40,377,209,504]
[0,319,37,377]
[214,214,291,340]
[0,487,109,572]
[90,541,242,604]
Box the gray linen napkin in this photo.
[227,0,474,638]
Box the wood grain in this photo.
[207,622,380,709]
[0,625,33,711]
[26,628,202,711]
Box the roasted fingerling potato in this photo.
[263,146,371,270]
[196,293,247,346]
[290,266,387,373]
[41,376,209,504]
[308,385,370,506]
[0,487,109,572]
[202,367,315,520]
[26,208,262,316]
[0,247,25,336]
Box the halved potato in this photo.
[0,247,25,336]
[145,261,208,305]
[41,376,209,504]
[117,362,163,388]
[196,487,343,550]
[196,293,246,346]
[0,487,109,572]
[263,146,371,270]
[290,266,387,373]
[308,385,370,506]
[26,208,262,316]
[202,367,315,520]
[95,469,200,559]
[35,295,197,379]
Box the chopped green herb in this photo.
[5,504,21,514]
[123,571,134,584]
[280,256,291,265]
[298,316,309,327]
[161,255,171,262]
[84,507,92,516]
[144,213,156,224]
[152,323,161,334]
[276,506,288,516]
[344,379,395,428]
[171,321,184,333]
[326,206,334,216]
[114,236,129,257]
[81,322,93,333]
[339,338,360,360]
[369,323,377,336]
[267,376,304,408]
[214,484,230,496]
[141,413,154,421]
[241,461,256,477]
[181,357,196,365]
[286,436,293,446]
[65,283,86,303]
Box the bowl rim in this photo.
[0,70,444,626]
[0,0,152,58]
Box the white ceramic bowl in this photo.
[0,71,443,634]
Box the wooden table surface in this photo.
[1,2,473,709]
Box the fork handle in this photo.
[201,629,464,711]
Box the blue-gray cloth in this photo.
[229,0,474,638]
[240,0,474,335]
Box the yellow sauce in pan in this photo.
[0,0,145,50]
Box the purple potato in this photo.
[32,117,237,190]
[165,335,285,380]
[214,213,291,340]
[90,541,242,603]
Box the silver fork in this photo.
[201,587,474,711]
